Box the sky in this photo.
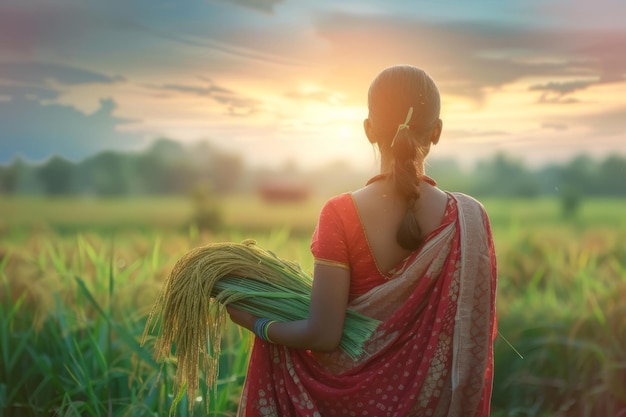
[1,0,625,171]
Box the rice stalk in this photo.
[142,239,381,411]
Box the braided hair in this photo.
[367,65,441,250]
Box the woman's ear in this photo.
[430,119,443,145]
[364,118,376,144]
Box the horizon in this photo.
[1,0,625,170]
[3,136,623,175]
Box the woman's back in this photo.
[351,176,449,273]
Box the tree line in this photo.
[429,153,626,198]
[0,138,625,198]
[0,139,243,196]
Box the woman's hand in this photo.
[226,305,257,332]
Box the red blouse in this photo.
[310,190,457,299]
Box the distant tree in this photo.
[536,164,563,196]
[0,159,22,193]
[596,155,626,196]
[427,158,471,191]
[83,151,130,196]
[11,157,41,194]
[189,181,223,231]
[136,152,168,194]
[561,185,583,218]
[136,139,194,194]
[37,155,75,195]
[148,138,186,163]
[0,167,8,193]
[559,155,596,196]
[186,140,244,194]
[472,153,540,197]
[210,152,243,193]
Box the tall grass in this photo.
[1,196,625,416]
[492,228,626,416]
[0,231,256,416]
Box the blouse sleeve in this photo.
[310,196,350,270]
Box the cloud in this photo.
[578,106,626,136]
[0,61,124,85]
[146,80,261,116]
[0,2,141,58]
[0,97,144,163]
[312,11,626,103]
[541,122,569,131]
[284,88,344,105]
[530,80,595,96]
[530,80,597,104]
[0,84,60,101]
[0,0,301,71]
[0,0,623,167]
[151,82,231,97]
[214,0,286,14]
[3,1,625,100]
[444,129,510,140]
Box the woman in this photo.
[227,64,498,417]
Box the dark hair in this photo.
[367,65,441,250]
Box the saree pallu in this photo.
[237,193,497,417]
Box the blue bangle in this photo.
[253,318,276,343]
[253,318,269,340]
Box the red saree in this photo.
[237,192,497,417]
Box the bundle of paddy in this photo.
[142,239,381,409]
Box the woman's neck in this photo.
[379,155,425,176]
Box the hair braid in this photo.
[367,65,441,250]
[391,126,425,250]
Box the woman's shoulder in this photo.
[449,191,485,209]
[317,192,359,227]
[448,192,491,223]
[321,192,354,210]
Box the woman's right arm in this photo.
[227,262,350,352]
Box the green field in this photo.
[1,195,625,416]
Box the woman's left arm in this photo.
[227,262,351,352]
